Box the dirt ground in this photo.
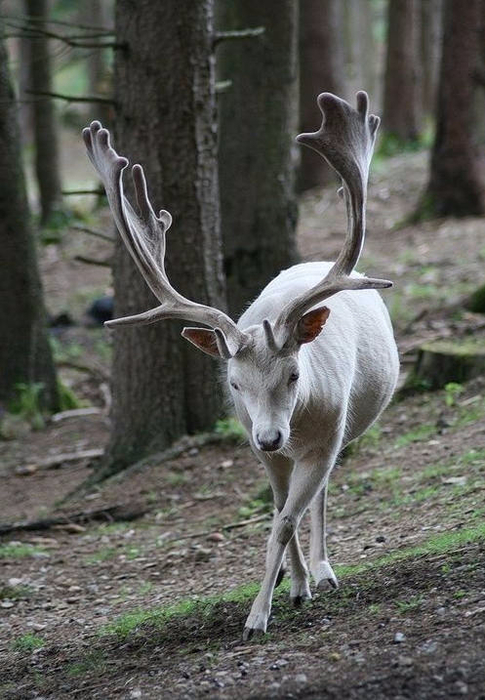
[1,150,485,699]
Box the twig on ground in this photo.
[163,513,270,547]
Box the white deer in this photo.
[83,91,399,639]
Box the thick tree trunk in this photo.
[216,0,299,318]
[0,31,58,411]
[420,0,443,118]
[421,0,485,217]
[104,0,225,473]
[382,0,421,143]
[26,0,62,225]
[298,0,345,192]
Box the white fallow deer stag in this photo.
[83,91,399,639]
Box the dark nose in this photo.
[257,431,282,452]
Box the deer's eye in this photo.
[289,372,299,384]
[230,381,240,391]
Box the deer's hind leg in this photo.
[310,479,339,590]
[262,455,311,606]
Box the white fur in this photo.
[228,261,399,639]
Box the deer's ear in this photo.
[296,306,330,345]
[181,327,223,358]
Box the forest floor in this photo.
[1,150,485,699]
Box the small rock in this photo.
[375,535,386,543]
[329,652,341,661]
[188,447,199,457]
[398,655,413,667]
[130,690,142,699]
[220,459,234,468]
[207,532,225,542]
[8,578,23,587]
[0,601,14,608]
[454,681,468,695]
[295,674,308,684]
[393,632,406,644]
[270,658,289,670]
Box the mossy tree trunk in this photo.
[216,0,299,318]
[0,29,58,411]
[418,0,485,218]
[102,0,226,475]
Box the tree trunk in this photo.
[216,0,299,318]
[0,30,58,411]
[26,0,62,225]
[420,0,485,218]
[382,0,421,143]
[420,0,443,119]
[298,0,345,192]
[103,0,225,474]
[81,0,112,123]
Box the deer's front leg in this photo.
[262,456,311,606]
[243,453,336,640]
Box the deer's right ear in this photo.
[181,327,224,358]
[295,306,330,344]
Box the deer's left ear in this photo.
[296,306,330,344]
[182,327,222,358]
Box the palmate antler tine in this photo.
[296,90,379,278]
[274,91,391,341]
[82,121,247,355]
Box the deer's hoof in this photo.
[313,560,339,590]
[290,579,312,607]
[242,612,268,641]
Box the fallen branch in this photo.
[19,448,104,472]
[0,504,148,537]
[74,254,111,267]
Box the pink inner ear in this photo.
[297,307,330,344]
[182,328,221,358]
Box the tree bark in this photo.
[216,0,299,318]
[382,0,421,143]
[0,29,58,411]
[420,0,443,118]
[298,0,345,192]
[103,0,225,474]
[25,0,62,225]
[421,0,485,217]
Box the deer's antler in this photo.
[273,91,392,344]
[82,121,248,357]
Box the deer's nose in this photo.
[256,430,283,452]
